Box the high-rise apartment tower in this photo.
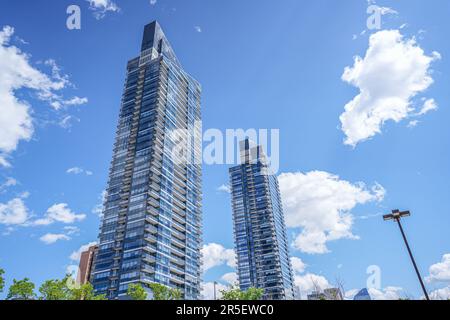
[91,21,202,300]
[229,140,295,300]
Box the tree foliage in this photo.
[127,283,148,300]
[7,278,36,300]
[69,283,107,300]
[1,271,107,301]
[39,276,72,300]
[0,268,4,293]
[221,286,264,300]
[148,283,183,300]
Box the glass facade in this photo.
[91,21,202,300]
[229,140,295,300]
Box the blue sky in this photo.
[0,0,449,300]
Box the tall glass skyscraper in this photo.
[229,140,295,300]
[91,21,202,300]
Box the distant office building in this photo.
[77,245,98,285]
[307,288,344,301]
[229,140,295,300]
[354,288,371,300]
[90,21,202,300]
[294,286,302,300]
[324,288,344,300]
[307,291,325,301]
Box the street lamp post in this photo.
[383,210,430,300]
[213,281,217,300]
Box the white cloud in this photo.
[51,96,88,111]
[346,285,406,300]
[70,241,98,262]
[0,177,18,192]
[64,226,80,235]
[66,167,93,176]
[378,6,398,16]
[34,203,86,226]
[344,288,360,299]
[368,286,404,300]
[221,272,238,285]
[59,115,80,129]
[194,26,202,33]
[0,156,11,168]
[0,26,87,167]
[92,190,107,217]
[201,282,228,300]
[426,254,450,284]
[417,98,438,116]
[408,120,420,128]
[150,0,157,5]
[63,96,88,107]
[201,243,236,272]
[294,273,331,299]
[40,233,70,245]
[86,0,120,19]
[430,286,450,300]
[0,198,30,225]
[217,184,231,194]
[291,257,307,274]
[340,30,440,146]
[279,171,385,254]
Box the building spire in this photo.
[141,20,181,66]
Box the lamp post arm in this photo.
[395,218,430,301]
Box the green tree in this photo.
[0,268,5,293]
[171,288,183,300]
[69,283,107,301]
[39,275,72,300]
[221,286,264,300]
[127,283,148,301]
[148,283,183,300]
[7,278,36,300]
[241,287,264,300]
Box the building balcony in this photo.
[171,246,185,257]
[142,253,156,264]
[144,234,157,244]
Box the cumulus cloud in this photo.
[368,286,404,300]
[407,120,420,128]
[426,254,450,284]
[417,98,438,116]
[217,184,231,194]
[291,257,307,274]
[150,0,157,5]
[294,273,331,299]
[221,272,238,285]
[201,243,236,272]
[86,0,120,19]
[0,177,18,192]
[64,226,80,236]
[340,29,440,146]
[40,233,71,245]
[0,26,87,167]
[70,241,98,262]
[279,171,385,254]
[50,95,88,111]
[34,203,86,226]
[0,198,30,225]
[66,167,93,176]
[430,287,450,300]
